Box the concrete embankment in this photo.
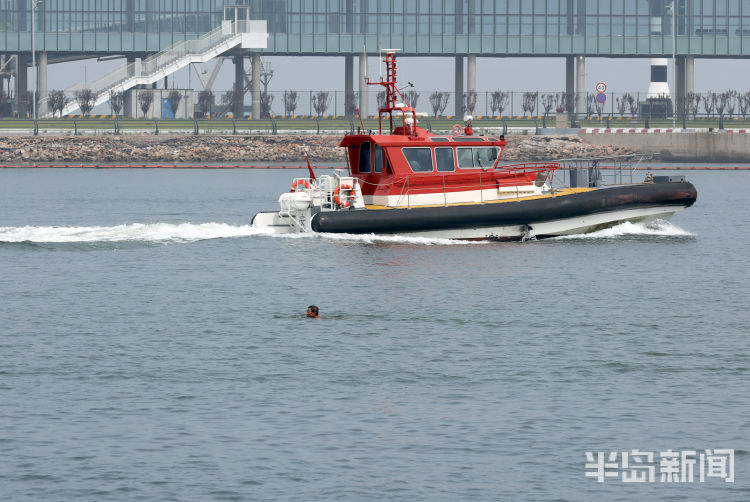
[0,135,638,166]
[579,131,750,163]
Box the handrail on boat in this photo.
[357,161,560,208]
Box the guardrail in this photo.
[1,116,749,136]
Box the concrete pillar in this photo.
[467,54,476,116]
[344,55,354,116]
[38,51,47,116]
[233,55,244,118]
[575,55,585,117]
[455,55,464,117]
[359,51,368,118]
[565,56,575,112]
[15,54,29,118]
[251,53,261,119]
[675,56,686,113]
[467,54,476,93]
[685,55,694,96]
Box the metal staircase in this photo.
[57,20,267,116]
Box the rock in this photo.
[0,133,640,164]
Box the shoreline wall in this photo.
[0,135,637,164]
[579,131,750,163]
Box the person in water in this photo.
[306,305,320,318]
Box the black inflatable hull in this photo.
[310,182,697,238]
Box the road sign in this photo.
[596,82,607,93]
[596,92,607,104]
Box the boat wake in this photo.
[277,231,481,246]
[0,222,272,244]
[0,223,475,246]
[552,220,695,240]
[0,220,693,246]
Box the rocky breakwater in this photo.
[0,134,638,164]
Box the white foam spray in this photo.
[0,220,693,245]
[552,220,694,240]
[0,223,272,244]
[0,223,476,246]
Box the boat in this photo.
[251,50,697,241]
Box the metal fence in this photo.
[4,89,750,123]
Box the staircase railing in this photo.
[65,20,261,99]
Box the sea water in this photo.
[0,168,748,501]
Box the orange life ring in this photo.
[452,124,463,135]
[333,183,355,208]
[291,179,311,192]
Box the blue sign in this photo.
[596,92,607,104]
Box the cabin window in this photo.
[359,141,371,173]
[457,147,475,168]
[457,147,500,169]
[374,144,383,173]
[402,147,433,172]
[430,137,451,142]
[453,137,485,142]
[435,147,455,172]
[474,146,500,168]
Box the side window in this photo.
[457,147,474,168]
[374,144,383,173]
[359,141,371,173]
[402,148,434,172]
[474,147,500,168]
[435,147,455,172]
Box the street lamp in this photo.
[668,0,676,129]
[31,0,43,123]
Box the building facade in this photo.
[2,0,749,116]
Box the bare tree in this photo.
[344,90,358,116]
[283,90,298,117]
[489,90,509,117]
[616,96,627,118]
[109,90,124,116]
[675,96,687,119]
[311,91,331,117]
[75,89,95,116]
[138,89,154,118]
[585,92,595,117]
[625,93,639,119]
[739,91,750,120]
[198,90,214,117]
[687,92,701,119]
[704,92,717,117]
[725,90,737,118]
[166,90,182,117]
[716,91,728,118]
[560,91,575,114]
[376,91,386,110]
[521,91,538,117]
[260,92,274,118]
[429,91,450,117]
[463,90,477,115]
[403,89,419,109]
[541,93,556,116]
[48,90,68,118]
[221,85,243,117]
